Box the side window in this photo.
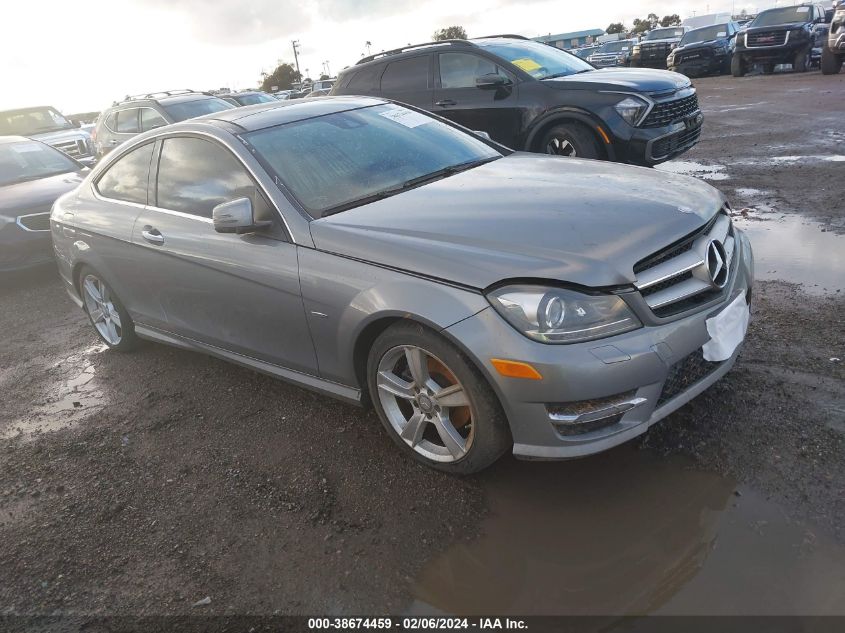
[95,142,154,205]
[346,64,384,93]
[439,53,504,89]
[105,112,117,131]
[380,56,430,92]
[115,109,140,133]
[140,108,168,132]
[156,137,258,219]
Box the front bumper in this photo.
[0,216,54,273]
[444,229,753,460]
[669,54,729,77]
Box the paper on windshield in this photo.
[379,106,431,128]
[796,6,809,12]
[10,142,41,154]
[717,32,726,37]
[511,57,542,72]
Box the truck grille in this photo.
[643,93,700,128]
[634,210,735,318]
[51,138,90,159]
[676,49,714,64]
[650,125,702,161]
[746,30,789,47]
[657,349,723,407]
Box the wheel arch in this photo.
[524,108,615,160]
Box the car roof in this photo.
[195,95,387,132]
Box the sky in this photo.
[1,0,796,114]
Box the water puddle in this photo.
[656,161,729,181]
[1,345,108,440]
[409,449,845,616]
[770,155,845,163]
[734,213,845,294]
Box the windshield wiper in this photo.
[321,157,499,217]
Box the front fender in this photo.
[524,107,616,160]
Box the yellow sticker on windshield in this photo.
[511,57,542,72]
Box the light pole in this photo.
[323,60,331,77]
[291,40,301,80]
[365,41,372,55]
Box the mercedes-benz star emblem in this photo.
[706,240,729,288]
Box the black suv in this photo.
[331,36,702,166]
[93,90,233,158]
[732,3,828,76]
[668,22,741,76]
[630,27,690,69]
[822,0,845,74]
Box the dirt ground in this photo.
[1,71,844,621]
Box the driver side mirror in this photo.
[476,73,511,89]
[212,197,271,234]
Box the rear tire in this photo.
[793,46,810,72]
[540,123,602,160]
[367,321,511,474]
[731,54,746,77]
[78,266,138,352]
[821,45,843,75]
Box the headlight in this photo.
[714,45,728,55]
[614,96,650,126]
[487,285,642,344]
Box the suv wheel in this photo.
[79,267,138,352]
[541,123,601,159]
[793,47,811,72]
[367,322,511,474]
[731,54,746,77]
[821,45,843,75]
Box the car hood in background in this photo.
[545,68,690,93]
[310,154,725,290]
[0,171,86,218]
[32,128,92,144]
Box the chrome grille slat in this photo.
[636,250,704,290]
[644,277,714,309]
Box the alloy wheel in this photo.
[546,136,577,157]
[376,345,474,463]
[82,274,123,346]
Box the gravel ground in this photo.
[0,71,843,620]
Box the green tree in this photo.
[606,22,626,34]
[660,14,681,27]
[319,73,330,80]
[260,62,301,92]
[432,25,468,41]
[632,13,660,33]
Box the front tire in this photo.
[540,123,602,160]
[79,267,138,352]
[821,45,843,75]
[367,322,511,474]
[731,54,746,77]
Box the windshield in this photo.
[235,93,277,106]
[752,6,813,27]
[244,104,501,217]
[0,140,79,187]
[599,41,632,53]
[646,28,686,40]
[681,25,729,45]
[572,47,599,59]
[0,107,73,136]
[162,97,234,122]
[478,40,593,78]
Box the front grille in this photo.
[650,124,702,160]
[746,30,788,47]
[677,49,714,64]
[51,138,91,158]
[17,212,51,231]
[634,210,735,318]
[643,93,700,128]
[657,349,723,407]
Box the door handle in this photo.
[109,139,119,145]
[435,99,456,106]
[141,226,164,245]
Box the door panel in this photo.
[434,52,521,148]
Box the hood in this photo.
[641,37,683,45]
[674,38,728,53]
[309,154,725,290]
[31,128,92,144]
[746,21,807,32]
[545,67,690,93]
[0,171,86,218]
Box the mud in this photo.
[0,72,844,619]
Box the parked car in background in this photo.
[0,106,96,166]
[822,0,845,74]
[331,36,702,165]
[571,45,601,60]
[732,3,828,76]
[310,79,336,92]
[0,136,86,272]
[218,91,278,106]
[51,97,752,473]
[93,90,233,158]
[630,26,690,69]
[588,40,636,67]
[304,88,333,98]
[272,90,294,100]
[668,22,740,76]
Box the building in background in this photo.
[532,29,605,49]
